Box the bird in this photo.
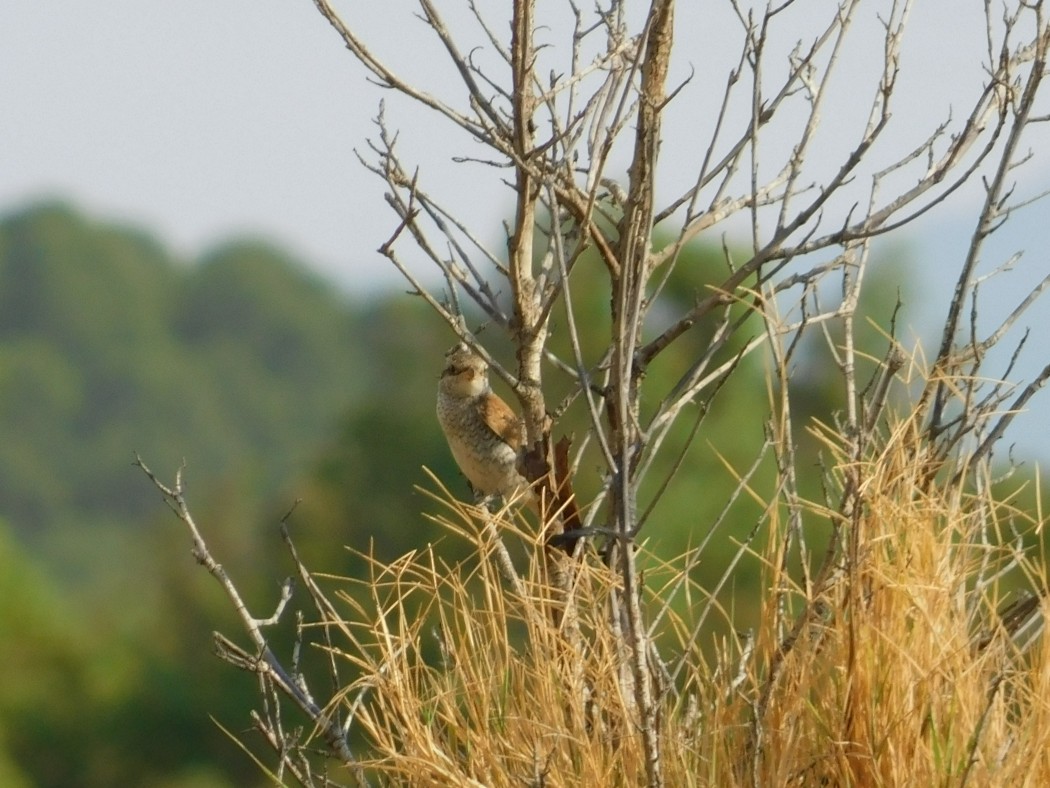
[436,343,530,504]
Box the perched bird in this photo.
[436,343,530,503]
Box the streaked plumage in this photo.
[436,343,529,501]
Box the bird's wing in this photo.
[477,394,525,451]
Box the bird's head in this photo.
[439,343,489,398]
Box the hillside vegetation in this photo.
[0,202,448,786]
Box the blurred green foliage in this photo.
[0,201,1037,785]
[0,203,370,786]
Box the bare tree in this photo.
[142,1,1050,785]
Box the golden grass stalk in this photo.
[318,404,1047,786]
[748,408,1050,786]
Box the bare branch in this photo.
[134,456,366,780]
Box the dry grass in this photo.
[748,413,1050,786]
[320,406,1048,786]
